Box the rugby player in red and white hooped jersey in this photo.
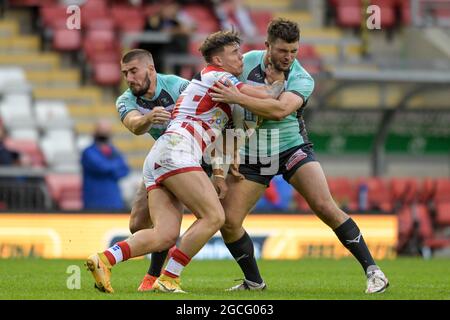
[85,30,284,294]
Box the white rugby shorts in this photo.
[142,131,204,191]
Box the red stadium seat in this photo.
[40,5,68,29]
[245,42,267,51]
[420,177,436,203]
[87,51,122,64]
[416,204,433,239]
[189,41,203,57]
[84,29,115,44]
[435,202,450,227]
[59,190,83,211]
[85,17,116,32]
[117,19,146,33]
[249,10,273,35]
[81,9,109,29]
[52,28,82,52]
[298,44,319,60]
[327,177,358,211]
[366,177,392,212]
[83,30,121,63]
[45,173,82,211]
[10,0,56,7]
[93,62,122,86]
[336,0,363,28]
[4,138,45,167]
[111,5,142,20]
[298,44,323,75]
[184,4,220,33]
[111,5,146,33]
[434,178,450,203]
[390,177,419,207]
[81,0,107,11]
[396,0,411,25]
[144,3,162,17]
[371,0,396,28]
[397,206,414,251]
[415,204,450,250]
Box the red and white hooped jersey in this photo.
[168,65,244,151]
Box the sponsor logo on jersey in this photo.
[160,97,170,106]
[285,148,307,170]
[179,81,189,93]
[118,104,126,115]
[218,75,239,86]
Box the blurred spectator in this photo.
[139,0,195,74]
[0,125,20,166]
[81,120,130,210]
[213,0,257,38]
[254,175,295,212]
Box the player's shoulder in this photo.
[201,66,235,82]
[289,59,313,80]
[158,73,190,93]
[115,88,135,106]
[158,73,189,85]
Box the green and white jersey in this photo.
[116,73,189,139]
[239,50,315,157]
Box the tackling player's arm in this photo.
[122,108,171,135]
[211,81,303,121]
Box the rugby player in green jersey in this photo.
[116,49,217,292]
[210,19,389,294]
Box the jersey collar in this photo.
[202,64,226,75]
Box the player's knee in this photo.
[311,198,338,217]
[157,232,178,251]
[221,216,242,234]
[216,212,226,229]
[207,209,225,230]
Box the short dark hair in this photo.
[121,49,154,64]
[199,30,241,63]
[267,18,300,44]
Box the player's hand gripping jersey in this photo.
[143,65,247,190]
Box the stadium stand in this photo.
[45,173,82,210]
[3,137,45,167]
[390,177,419,208]
[435,202,450,227]
[52,27,82,52]
[329,0,410,29]
[35,100,73,129]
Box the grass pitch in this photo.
[0,258,449,300]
